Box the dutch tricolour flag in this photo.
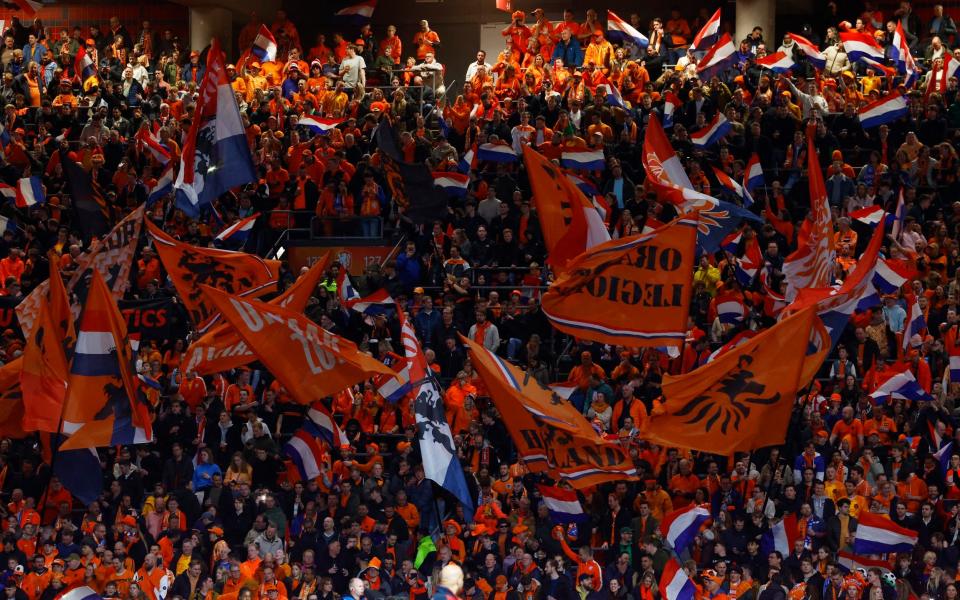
[870,363,932,403]
[351,289,395,318]
[298,117,344,135]
[478,142,518,163]
[890,189,906,241]
[337,271,361,307]
[662,92,680,128]
[606,10,648,49]
[537,484,587,523]
[837,551,893,577]
[215,213,259,245]
[375,351,412,404]
[849,205,886,228]
[712,166,752,207]
[433,171,470,197]
[305,402,350,447]
[561,147,605,171]
[787,32,826,69]
[872,257,911,295]
[458,145,477,174]
[284,429,326,481]
[858,93,909,129]
[0,216,14,235]
[716,292,747,325]
[147,163,175,208]
[335,0,377,19]
[60,587,103,600]
[659,558,695,600]
[696,33,736,80]
[690,113,731,148]
[903,299,926,350]
[761,514,799,556]
[756,51,796,73]
[15,176,44,208]
[660,504,711,555]
[852,512,918,555]
[690,8,721,53]
[734,242,763,286]
[0,182,15,204]
[840,31,885,64]
[744,153,764,193]
[251,25,278,62]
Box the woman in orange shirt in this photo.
[495,65,522,101]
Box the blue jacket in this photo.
[192,462,221,492]
[551,38,583,67]
[22,42,46,66]
[414,308,441,348]
[396,252,422,289]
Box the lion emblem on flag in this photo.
[673,353,780,434]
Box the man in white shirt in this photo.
[339,44,366,94]
[411,52,445,96]
[465,50,492,82]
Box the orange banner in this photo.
[182,253,330,375]
[0,358,26,439]
[541,216,698,347]
[462,335,638,488]
[201,286,397,404]
[21,262,75,432]
[643,308,816,454]
[146,220,280,330]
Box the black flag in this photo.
[374,119,448,224]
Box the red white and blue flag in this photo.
[59,587,103,600]
[892,21,918,86]
[840,31,885,64]
[850,205,886,227]
[458,144,477,174]
[215,213,259,246]
[744,153,764,193]
[852,512,918,554]
[734,240,763,286]
[787,32,826,68]
[15,176,44,208]
[251,25,278,62]
[642,114,717,211]
[537,484,587,523]
[690,8,721,53]
[712,166,753,207]
[761,514,799,555]
[696,33,736,80]
[147,163,175,207]
[715,290,748,325]
[659,559,695,600]
[135,128,171,164]
[606,10,648,49]
[858,93,909,128]
[662,91,680,128]
[335,0,377,20]
[890,188,906,241]
[351,289,395,318]
[837,552,893,577]
[869,362,932,403]
[298,116,344,135]
[74,46,98,85]
[374,350,412,404]
[433,171,470,197]
[336,271,361,307]
[175,39,257,218]
[0,182,15,204]
[660,504,711,556]
[756,51,796,73]
[903,298,927,350]
[690,113,731,148]
[478,142,519,163]
[561,147,605,170]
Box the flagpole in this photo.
[36,415,66,525]
[379,234,406,270]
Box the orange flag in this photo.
[200,286,397,404]
[21,261,76,432]
[0,358,26,439]
[461,334,638,488]
[642,307,816,454]
[182,253,330,375]
[541,215,698,347]
[522,145,609,270]
[146,220,280,330]
[60,271,153,451]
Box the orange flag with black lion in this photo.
[643,307,816,454]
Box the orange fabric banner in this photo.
[182,252,330,375]
[0,358,26,439]
[643,307,816,454]
[201,286,397,404]
[462,334,638,488]
[21,261,76,432]
[541,215,698,347]
[61,271,153,450]
[146,220,280,330]
[523,145,606,270]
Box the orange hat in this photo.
[209,526,224,537]
[702,570,724,585]
[830,393,841,401]
[396,441,412,453]
[121,515,137,527]
[512,524,529,534]
[511,10,525,20]
[249,60,261,69]
[340,443,352,451]
[52,559,65,568]
[364,557,382,572]
[496,575,508,586]
[444,519,462,536]
[471,524,490,537]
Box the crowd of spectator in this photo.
[6,2,960,600]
